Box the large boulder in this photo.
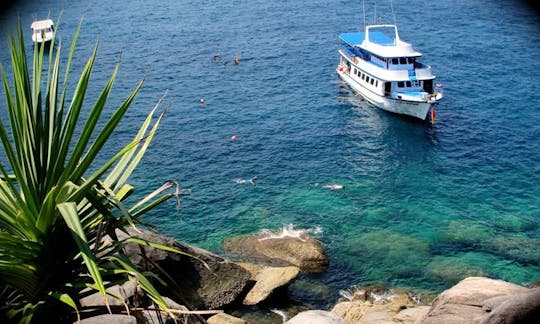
[79,281,138,308]
[422,277,535,324]
[480,287,540,323]
[222,229,328,272]
[286,310,345,324]
[243,266,300,305]
[118,228,251,310]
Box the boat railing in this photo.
[341,45,365,60]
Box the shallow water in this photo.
[1,0,539,310]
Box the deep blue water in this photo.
[1,0,539,310]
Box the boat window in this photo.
[397,81,404,88]
[399,58,407,64]
[366,76,370,83]
[407,57,415,64]
[406,81,412,87]
[361,74,365,80]
[370,79,374,85]
[375,80,378,87]
[392,58,398,64]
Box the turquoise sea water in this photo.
[1,0,539,309]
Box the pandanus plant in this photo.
[0,19,182,323]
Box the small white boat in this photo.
[30,19,55,44]
[337,23,443,121]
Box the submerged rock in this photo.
[222,228,328,272]
[118,228,250,310]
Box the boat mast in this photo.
[362,0,366,30]
[390,0,397,26]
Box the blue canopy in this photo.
[339,32,395,47]
[339,32,365,47]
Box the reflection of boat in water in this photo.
[31,19,55,44]
[337,22,443,121]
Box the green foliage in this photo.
[0,19,178,322]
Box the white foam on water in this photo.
[338,289,354,301]
[309,225,324,235]
[257,224,325,242]
[371,290,400,304]
[270,309,288,323]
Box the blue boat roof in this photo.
[339,32,365,46]
[339,32,395,47]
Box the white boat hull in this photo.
[337,67,431,120]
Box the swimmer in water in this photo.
[233,176,257,185]
[322,184,344,190]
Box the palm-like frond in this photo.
[0,18,177,322]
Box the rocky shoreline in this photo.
[78,228,539,323]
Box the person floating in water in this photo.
[322,184,344,190]
[234,53,240,65]
[233,176,257,185]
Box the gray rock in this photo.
[479,287,540,324]
[207,313,247,324]
[422,277,532,324]
[80,281,138,307]
[222,230,328,272]
[243,266,300,305]
[118,228,251,310]
[286,310,345,324]
[78,314,136,324]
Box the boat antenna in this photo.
[390,0,397,26]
